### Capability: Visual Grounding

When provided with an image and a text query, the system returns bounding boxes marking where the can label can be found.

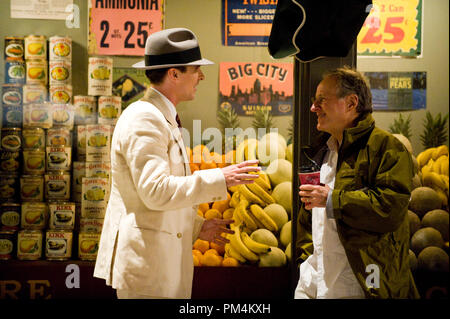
[5,37,24,59]
[88,57,113,96]
[49,60,72,85]
[2,84,22,107]
[5,58,26,84]
[26,59,48,86]
[49,36,72,61]
[0,203,20,231]
[81,177,109,218]
[78,232,100,260]
[22,84,47,104]
[76,125,86,161]
[49,84,72,104]
[22,127,45,149]
[17,230,42,260]
[1,128,22,151]
[79,218,103,233]
[0,151,20,173]
[23,102,52,129]
[47,127,72,147]
[0,174,19,202]
[86,124,111,162]
[98,95,122,125]
[45,172,71,201]
[51,104,74,128]
[46,146,72,171]
[49,202,75,230]
[2,105,23,128]
[20,175,44,202]
[45,230,72,260]
[72,161,86,203]
[23,150,45,175]
[74,95,97,125]
[21,202,47,229]
[24,35,47,60]
[0,231,15,260]
[86,161,111,181]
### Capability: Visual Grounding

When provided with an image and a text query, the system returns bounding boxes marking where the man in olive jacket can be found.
[295,67,420,299]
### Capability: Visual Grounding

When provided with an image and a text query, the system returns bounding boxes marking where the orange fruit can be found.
[198,202,210,213]
[204,209,222,220]
[189,163,200,173]
[210,152,223,164]
[200,161,217,170]
[222,257,240,267]
[200,253,222,266]
[193,239,209,254]
[211,192,231,213]
[218,154,229,168]
[192,249,203,259]
[185,147,192,159]
[197,209,204,217]
[192,144,209,164]
[193,255,200,266]
[204,248,219,256]
[210,242,225,256]
[222,207,234,220]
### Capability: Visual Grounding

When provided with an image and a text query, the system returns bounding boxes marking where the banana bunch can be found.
[224,223,271,264]
[417,145,449,206]
[235,138,258,163]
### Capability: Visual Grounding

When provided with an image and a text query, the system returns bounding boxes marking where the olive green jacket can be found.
[296,114,420,299]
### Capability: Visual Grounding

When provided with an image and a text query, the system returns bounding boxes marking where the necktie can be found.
[175,114,182,128]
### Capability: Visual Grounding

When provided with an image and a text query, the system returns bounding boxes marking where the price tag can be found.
[88,0,163,56]
[357,0,422,56]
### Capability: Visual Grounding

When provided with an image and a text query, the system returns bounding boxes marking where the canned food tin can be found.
[78,232,100,260]
[0,174,19,202]
[51,104,74,128]
[2,104,23,128]
[86,161,111,181]
[49,201,75,230]
[47,127,72,147]
[45,171,71,201]
[0,203,20,231]
[2,84,22,107]
[20,175,44,202]
[21,202,47,229]
[49,60,71,85]
[1,128,22,151]
[4,36,24,59]
[0,151,20,173]
[88,57,113,96]
[45,229,72,260]
[23,102,52,129]
[49,84,72,104]
[4,58,26,84]
[17,229,42,260]
[49,36,72,61]
[98,95,121,125]
[46,146,72,171]
[26,59,48,86]
[75,125,86,161]
[24,35,47,60]
[79,218,104,233]
[86,124,111,162]
[0,230,16,260]
[72,161,86,203]
[22,127,45,150]
[81,177,109,219]
[22,149,45,175]
[22,84,47,104]
[73,95,97,125]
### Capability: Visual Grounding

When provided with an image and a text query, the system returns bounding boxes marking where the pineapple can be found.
[217,106,240,152]
[252,108,276,136]
[388,113,412,140]
[420,111,449,148]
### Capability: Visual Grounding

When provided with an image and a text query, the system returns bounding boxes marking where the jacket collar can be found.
[340,113,375,151]
[141,88,178,128]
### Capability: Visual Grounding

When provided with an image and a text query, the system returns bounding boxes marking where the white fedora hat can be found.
[132,28,214,70]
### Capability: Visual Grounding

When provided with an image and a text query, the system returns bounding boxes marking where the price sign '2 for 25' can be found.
[99,21,152,49]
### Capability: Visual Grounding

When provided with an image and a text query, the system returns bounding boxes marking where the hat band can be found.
[145,47,202,67]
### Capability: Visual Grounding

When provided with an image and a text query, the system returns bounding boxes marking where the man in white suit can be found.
[93,28,260,299]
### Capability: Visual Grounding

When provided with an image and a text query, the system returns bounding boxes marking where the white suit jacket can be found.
[93,88,228,298]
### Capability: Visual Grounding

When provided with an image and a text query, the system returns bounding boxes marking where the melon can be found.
[411,174,421,189]
[257,133,286,166]
[263,203,289,230]
[266,159,292,187]
[408,187,442,218]
[285,143,293,163]
[417,246,449,272]
[393,133,413,154]
[410,227,444,255]
[285,242,292,262]
[250,229,278,247]
[280,220,292,247]
[258,246,287,267]
[407,210,421,238]
[409,249,418,272]
[272,181,292,214]
[421,209,449,241]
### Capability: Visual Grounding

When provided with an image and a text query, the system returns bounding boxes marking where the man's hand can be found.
[198,218,234,246]
[299,184,330,210]
[221,160,261,187]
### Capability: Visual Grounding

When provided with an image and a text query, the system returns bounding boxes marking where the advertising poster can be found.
[222,0,277,47]
[112,68,149,109]
[88,0,164,56]
[357,0,422,56]
[363,72,426,111]
[219,62,293,116]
